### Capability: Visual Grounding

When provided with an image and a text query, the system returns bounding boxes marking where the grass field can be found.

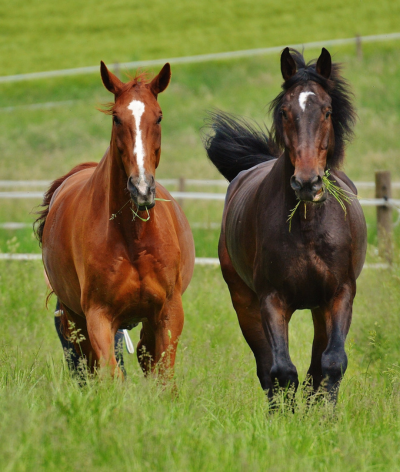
[1,1,400,470]
[1,262,400,471]
[1,0,399,75]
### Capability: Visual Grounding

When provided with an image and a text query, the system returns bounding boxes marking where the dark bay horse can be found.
[204,48,367,401]
[35,62,195,378]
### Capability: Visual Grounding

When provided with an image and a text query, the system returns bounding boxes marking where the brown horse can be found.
[35,62,195,378]
[204,48,367,402]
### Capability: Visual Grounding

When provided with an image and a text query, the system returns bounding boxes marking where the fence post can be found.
[375,171,393,263]
[356,34,363,61]
[178,176,185,208]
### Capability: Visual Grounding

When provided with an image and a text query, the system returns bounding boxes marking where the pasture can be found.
[1,1,400,469]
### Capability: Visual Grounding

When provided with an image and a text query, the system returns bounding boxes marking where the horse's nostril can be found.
[311,175,323,191]
[290,175,303,191]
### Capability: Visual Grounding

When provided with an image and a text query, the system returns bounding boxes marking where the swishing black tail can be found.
[203,110,280,182]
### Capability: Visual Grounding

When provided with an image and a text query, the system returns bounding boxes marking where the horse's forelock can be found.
[269,49,356,169]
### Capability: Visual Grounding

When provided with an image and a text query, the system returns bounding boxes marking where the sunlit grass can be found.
[1,262,400,471]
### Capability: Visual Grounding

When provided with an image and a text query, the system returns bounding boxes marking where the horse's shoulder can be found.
[332,170,358,195]
[226,160,276,202]
[50,167,95,208]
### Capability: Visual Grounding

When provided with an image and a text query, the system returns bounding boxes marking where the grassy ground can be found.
[1,0,399,75]
[1,261,400,471]
[1,43,400,182]
[1,1,400,470]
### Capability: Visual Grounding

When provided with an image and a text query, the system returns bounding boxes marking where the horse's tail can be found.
[203,110,280,182]
[33,162,98,246]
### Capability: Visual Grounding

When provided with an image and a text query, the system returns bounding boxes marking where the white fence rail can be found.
[0,190,399,207]
[0,176,398,265]
[1,32,400,84]
[1,179,400,189]
[0,253,391,270]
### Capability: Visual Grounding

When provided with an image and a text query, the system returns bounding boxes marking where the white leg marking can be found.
[128,100,147,192]
[123,329,135,354]
[299,91,315,111]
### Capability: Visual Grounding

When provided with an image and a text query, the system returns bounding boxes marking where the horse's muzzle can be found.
[290,174,327,203]
[127,176,156,210]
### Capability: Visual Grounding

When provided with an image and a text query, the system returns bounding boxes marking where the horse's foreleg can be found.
[306,308,329,392]
[85,309,123,378]
[154,294,184,379]
[319,284,354,401]
[220,253,272,393]
[259,292,297,396]
[137,294,184,379]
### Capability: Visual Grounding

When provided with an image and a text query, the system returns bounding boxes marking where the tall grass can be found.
[0,262,400,471]
[1,4,400,469]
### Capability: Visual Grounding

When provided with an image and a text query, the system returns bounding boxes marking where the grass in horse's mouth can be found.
[110,197,171,222]
[287,170,358,231]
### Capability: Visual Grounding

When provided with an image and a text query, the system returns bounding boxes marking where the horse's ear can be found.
[100,61,124,95]
[316,48,332,79]
[281,47,297,81]
[150,63,171,96]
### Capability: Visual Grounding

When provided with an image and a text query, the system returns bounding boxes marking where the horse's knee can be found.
[321,349,348,389]
[270,362,299,389]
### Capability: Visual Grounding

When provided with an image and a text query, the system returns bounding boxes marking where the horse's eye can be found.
[156,115,163,124]
[325,111,331,119]
[113,115,122,126]
[281,109,288,120]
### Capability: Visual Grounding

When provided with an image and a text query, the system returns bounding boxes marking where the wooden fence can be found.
[0,171,399,263]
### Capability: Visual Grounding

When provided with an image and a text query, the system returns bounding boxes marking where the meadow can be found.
[1,1,400,470]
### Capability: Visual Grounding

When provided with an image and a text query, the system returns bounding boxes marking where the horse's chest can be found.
[258,227,349,308]
[85,249,176,316]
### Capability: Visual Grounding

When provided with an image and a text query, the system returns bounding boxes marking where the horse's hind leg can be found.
[219,243,273,394]
[60,308,95,371]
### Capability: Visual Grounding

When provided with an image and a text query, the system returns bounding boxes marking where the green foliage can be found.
[1,263,400,471]
[1,2,400,469]
[1,0,399,75]
[2,44,400,183]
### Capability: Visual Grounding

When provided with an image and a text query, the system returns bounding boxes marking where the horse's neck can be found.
[91,142,129,218]
[91,142,152,242]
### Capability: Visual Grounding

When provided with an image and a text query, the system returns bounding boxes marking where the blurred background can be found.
[1,0,400,258]
[1,2,400,469]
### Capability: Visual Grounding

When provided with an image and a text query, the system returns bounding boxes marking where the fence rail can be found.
[0,172,398,263]
[0,253,391,270]
[1,179,400,189]
[0,191,399,208]
[1,32,400,84]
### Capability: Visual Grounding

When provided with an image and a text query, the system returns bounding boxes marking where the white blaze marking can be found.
[299,91,315,111]
[127,99,147,193]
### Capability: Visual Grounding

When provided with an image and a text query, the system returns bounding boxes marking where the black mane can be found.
[270,48,356,168]
[204,48,356,182]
